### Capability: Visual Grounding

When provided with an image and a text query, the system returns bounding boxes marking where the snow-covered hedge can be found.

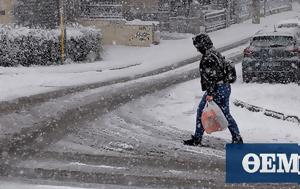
[0,26,102,67]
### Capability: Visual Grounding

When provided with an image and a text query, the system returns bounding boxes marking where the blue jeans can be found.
[195,84,240,139]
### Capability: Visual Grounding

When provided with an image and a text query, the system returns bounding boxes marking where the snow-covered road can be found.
[3,62,299,188]
[0,180,154,189]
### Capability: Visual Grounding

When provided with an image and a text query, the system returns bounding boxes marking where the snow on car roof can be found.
[254,28,297,38]
[277,18,300,26]
[253,32,295,38]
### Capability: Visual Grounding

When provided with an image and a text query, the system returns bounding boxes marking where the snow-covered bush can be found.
[67,27,103,62]
[0,26,102,67]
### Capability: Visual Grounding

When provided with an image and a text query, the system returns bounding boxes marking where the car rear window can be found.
[251,36,295,47]
[278,23,299,28]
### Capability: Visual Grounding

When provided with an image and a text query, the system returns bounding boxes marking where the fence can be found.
[204,9,227,33]
[204,3,292,33]
[169,16,203,34]
[263,4,292,16]
[80,3,123,19]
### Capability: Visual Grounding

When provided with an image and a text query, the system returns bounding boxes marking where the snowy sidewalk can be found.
[1,5,300,101]
[132,68,300,143]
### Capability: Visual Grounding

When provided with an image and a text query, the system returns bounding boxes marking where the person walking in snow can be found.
[184,33,243,146]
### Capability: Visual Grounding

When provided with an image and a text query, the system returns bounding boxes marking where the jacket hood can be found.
[193,33,213,54]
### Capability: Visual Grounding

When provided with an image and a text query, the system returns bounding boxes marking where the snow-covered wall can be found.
[79,18,159,46]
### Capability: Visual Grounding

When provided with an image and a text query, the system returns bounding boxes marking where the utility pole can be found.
[226,0,232,27]
[263,0,267,17]
[59,0,66,64]
[252,0,260,24]
[187,0,192,17]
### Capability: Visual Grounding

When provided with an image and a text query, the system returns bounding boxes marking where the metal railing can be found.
[80,3,123,19]
[204,9,227,33]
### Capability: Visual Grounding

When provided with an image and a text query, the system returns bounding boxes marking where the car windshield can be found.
[251,36,294,47]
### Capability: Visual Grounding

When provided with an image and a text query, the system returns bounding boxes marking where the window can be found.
[0,1,5,15]
[278,23,299,28]
[252,36,295,47]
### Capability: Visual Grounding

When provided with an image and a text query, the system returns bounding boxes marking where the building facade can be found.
[1,0,294,32]
[0,0,80,28]
[14,0,60,29]
[0,0,13,25]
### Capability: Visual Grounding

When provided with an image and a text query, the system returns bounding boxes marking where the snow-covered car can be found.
[277,18,300,40]
[242,29,300,83]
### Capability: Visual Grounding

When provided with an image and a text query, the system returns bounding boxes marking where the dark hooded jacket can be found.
[199,49,226,96]
[193,33,226,96]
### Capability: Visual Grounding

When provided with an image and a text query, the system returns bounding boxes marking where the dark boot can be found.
[232,135,243,144]
[183,135,202,146]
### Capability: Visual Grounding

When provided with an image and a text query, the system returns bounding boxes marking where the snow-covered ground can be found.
[1,5,300,101]
[0,182,92,189]
[132,62,300,143]
[0,181,151,189]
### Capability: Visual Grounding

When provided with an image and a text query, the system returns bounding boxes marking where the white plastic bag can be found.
[201,101,228,134]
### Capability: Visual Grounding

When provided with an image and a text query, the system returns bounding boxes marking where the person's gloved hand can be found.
[206,96,213,102]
